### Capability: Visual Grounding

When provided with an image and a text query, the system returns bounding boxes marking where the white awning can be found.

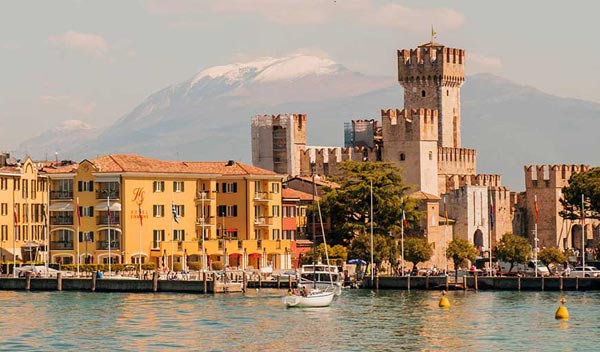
[95,201,122,211]
[49,202,74,211]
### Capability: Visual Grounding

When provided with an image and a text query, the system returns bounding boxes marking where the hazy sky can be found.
[1,1,599,150]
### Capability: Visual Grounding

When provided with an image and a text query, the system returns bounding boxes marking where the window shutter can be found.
[182,230,186,241]
[79,231,83,242]
[181,205,185,217]
[88,181,94,191]
[233,182,237,193]
[215,183,219,193]
[78,181,82,192]
[222,183,227,193]
[233,205,238,217]
[173,182,176,192]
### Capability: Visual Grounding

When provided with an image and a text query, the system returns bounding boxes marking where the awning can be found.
[95,201,122,211]
[248,253,262,259]
[229,253,242,258]
[49,202,74,211]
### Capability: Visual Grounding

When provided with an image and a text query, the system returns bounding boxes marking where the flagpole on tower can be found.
[431,25,437,43]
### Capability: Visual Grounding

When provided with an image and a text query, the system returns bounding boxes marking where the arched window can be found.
[400,153,405,161]
[421,90,426,97]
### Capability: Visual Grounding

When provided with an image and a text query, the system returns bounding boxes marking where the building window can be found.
[217,205,238,217]
[0,203,6,216]
[271,183,280,194]
[283,230,295,240]
[283,206,296,218]
[79,231,94,242]
[78,181,94,192]
[421,90,426,97]
[153,181,165,192]
[173,181,184,192]
[22,180,28,199]
[429,151,433,160]
[400,153,406,161]
[153,205,165,217]
[1,225,7,241]
[152,230,165,248]
[222,182,238,193]
[272,205,280,217]
[174,229,186,241]
[79,206,94,217]
[447,89,449,96]
[173,205,185,217]
[272,229,280,240]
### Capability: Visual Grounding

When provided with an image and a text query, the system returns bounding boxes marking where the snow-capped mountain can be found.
[18,55,600,190]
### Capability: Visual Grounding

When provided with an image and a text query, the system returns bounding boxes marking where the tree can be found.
[495,233,532,273]
[348,233,394,268]
[446,239,478,280]
[560,167,600,220]
[538,248,567,274]
[320,161,419,245]
[404,237,433,270]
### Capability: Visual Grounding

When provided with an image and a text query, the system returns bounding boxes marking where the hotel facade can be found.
[1,154,295,271]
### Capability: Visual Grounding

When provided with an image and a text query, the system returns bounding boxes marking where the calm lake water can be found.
[1,289,599,351]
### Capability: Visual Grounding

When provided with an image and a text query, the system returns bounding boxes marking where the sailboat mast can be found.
[312,173,316,289]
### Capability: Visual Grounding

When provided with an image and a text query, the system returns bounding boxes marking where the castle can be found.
[251,41,599,268]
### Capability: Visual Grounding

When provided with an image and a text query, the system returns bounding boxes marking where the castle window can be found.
[421,90,426,97]
[429,151,433,160]
[447,90,449,96]
[400,153,405,161]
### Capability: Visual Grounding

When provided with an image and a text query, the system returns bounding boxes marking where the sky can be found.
[1,0,599,151]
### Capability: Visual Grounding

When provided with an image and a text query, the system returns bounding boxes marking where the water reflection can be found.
[1,290,600,351]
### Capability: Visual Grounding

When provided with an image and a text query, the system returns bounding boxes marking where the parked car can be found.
[569,266,600,278]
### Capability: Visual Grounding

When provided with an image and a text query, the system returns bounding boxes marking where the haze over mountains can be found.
[18,55,600,191]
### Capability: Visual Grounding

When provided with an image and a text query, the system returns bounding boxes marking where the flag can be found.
[138,205,143,226]
[534,195,539,223]
[172,202,179,224]
[13,203,19,226]
[402,208,408,227]
[431,25,437,41]
[489,189,494,230]
[76,197,82,226]
[581,194,585,226]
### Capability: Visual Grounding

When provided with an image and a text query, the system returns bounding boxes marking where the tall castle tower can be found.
[398,42,465,148]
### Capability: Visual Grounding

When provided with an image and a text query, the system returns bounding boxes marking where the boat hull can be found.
[282,291,335,308]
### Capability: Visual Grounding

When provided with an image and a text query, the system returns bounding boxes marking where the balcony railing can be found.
[96,189,120,199]
[96,240,120,250]
[195,217,211,225]
[97,215,121,226]
[195,191,214,201]
[50,241,73,250]
[254,192,272,201]
[50,216,73,225]
[254,217,272,226]
[50,191,73,200]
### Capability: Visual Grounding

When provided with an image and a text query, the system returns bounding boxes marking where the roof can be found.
[0,166,21,175]
[408,190,441,201]
[39,161,79,174]
[89,154,278,176]
[288,175,340,188]
[282,187,316,201]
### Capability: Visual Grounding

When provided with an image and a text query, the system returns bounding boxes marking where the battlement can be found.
[381,108,438,142]
[446,174,502,190]
[397,43,465,86]
[437,147,477,178]
[524,164,589,189]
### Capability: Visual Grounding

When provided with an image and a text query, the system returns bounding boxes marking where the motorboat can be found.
[282,288,335,308]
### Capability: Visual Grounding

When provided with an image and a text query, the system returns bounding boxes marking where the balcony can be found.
[254,217,273,226]
[50,240,73,250]
[195,191,215,201]
[254,192,272,201]
[50,216,73,226]
[96,189,120,199]
[97,215,121,226]
[195,217,213,226]
[96,241,120,250]
[50,191,73,200]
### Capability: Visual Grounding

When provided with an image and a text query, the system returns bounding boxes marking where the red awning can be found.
[248,253,262,259]
[229,253,242,258]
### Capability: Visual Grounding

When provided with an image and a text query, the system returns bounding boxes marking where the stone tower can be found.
[397,42,465,148]
[251,114,307,175]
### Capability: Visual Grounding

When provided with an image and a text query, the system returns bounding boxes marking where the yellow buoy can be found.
[439,290,450,308]
[555,296,569,320]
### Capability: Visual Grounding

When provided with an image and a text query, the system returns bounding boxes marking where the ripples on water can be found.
[1,289,599,351]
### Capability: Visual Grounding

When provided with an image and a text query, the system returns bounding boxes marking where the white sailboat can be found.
[283,174,337,308]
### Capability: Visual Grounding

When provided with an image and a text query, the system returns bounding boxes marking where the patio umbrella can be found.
[348,258,367,265]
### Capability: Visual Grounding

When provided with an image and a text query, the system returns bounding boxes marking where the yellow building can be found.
[0,157,49,265]
[43,154,290,271]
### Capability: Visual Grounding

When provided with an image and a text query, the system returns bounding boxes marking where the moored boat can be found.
[282,288,335,308]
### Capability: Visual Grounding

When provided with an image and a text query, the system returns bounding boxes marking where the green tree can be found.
[538,248,567,274]
[495,233,532,273]
[302,243,348,265]
[404,237,433,270]
[348,233,393,268]
[446,239,478,280]
[560,167,600,220]
[320,160,419,245]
